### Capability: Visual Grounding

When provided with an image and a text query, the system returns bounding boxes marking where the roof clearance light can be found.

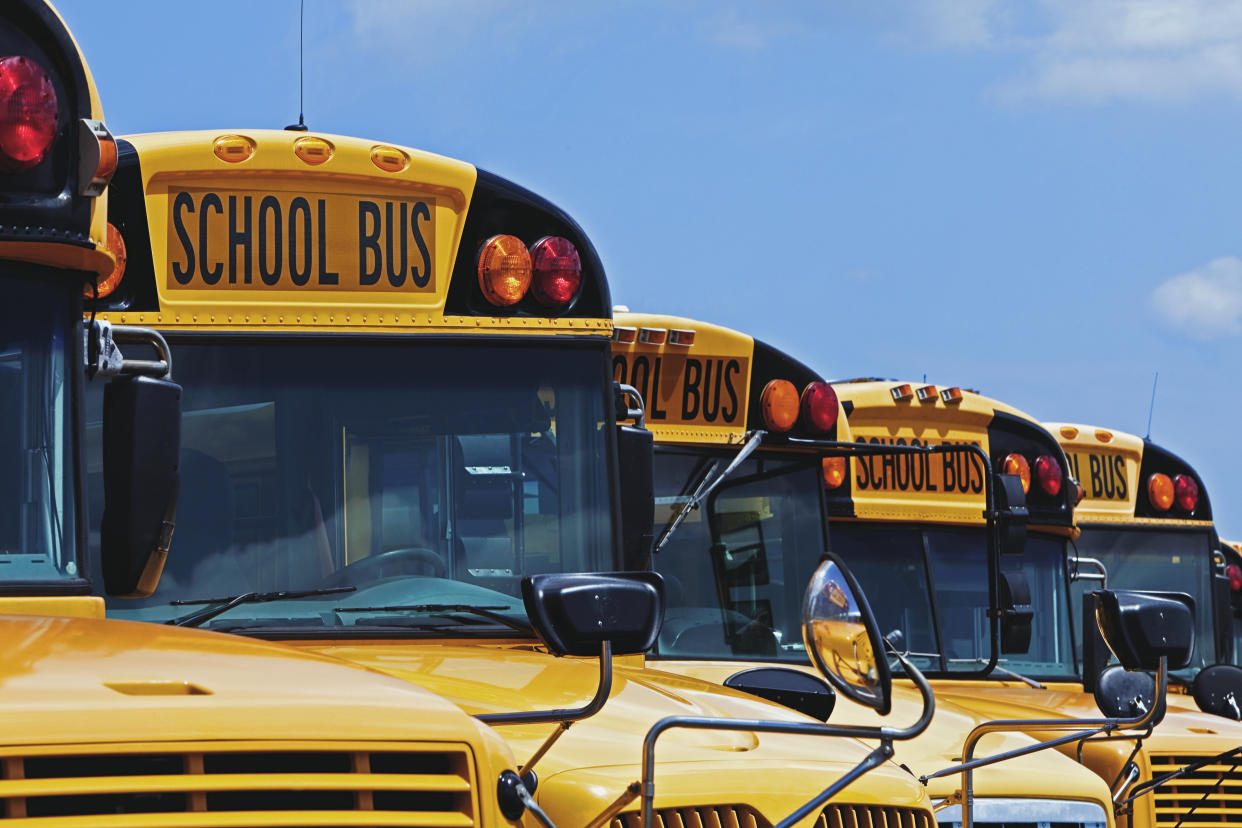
[1060,426,1079,440]
[822,457,847,490]
[940,386,963,404]
[1228,563,1242,592]
[294,135,334,165]
[0,56,58,172]
[1002,453,1031,494]
[760,379,799,433]
[530,236,582,308]
[891,384,913,402]
[1174,474,1199,513]
[638,327,668,345]
[1147,473,1174,512]
[916,385,938,403]
[212,134,255,163]
[800,381,839,435]
[613,326,638,345]
[477,234,531,306]
[1033,454,1063,497]
[1094,430,1114,443]
[668,329,696,347]
[85,222,126,299]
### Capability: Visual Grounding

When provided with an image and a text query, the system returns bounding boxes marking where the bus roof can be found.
[90,129,611,336]
[1047,421,1213,525]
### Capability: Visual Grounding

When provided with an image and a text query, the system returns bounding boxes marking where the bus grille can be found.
[613,805,768,828]
[0,743,475,826]
[1149,753,1242,826]
[820,804,933,828]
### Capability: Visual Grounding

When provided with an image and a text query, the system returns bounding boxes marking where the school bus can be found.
[86,128,937,826]
[827,382,1242,828]
[0,3,576,826]
[612,312,1116,828]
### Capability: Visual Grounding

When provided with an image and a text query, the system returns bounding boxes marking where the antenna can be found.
[285,0,308,131]
[1144,371,1159,440]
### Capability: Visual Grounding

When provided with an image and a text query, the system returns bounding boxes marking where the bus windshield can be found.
[832,524,1078,680]
[93,338,613,634]
[1070,527,1216,678]
[0,273,78,582]
[651,449,827,661]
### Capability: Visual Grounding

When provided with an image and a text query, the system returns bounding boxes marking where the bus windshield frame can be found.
[91,334,619,636]
[0,270,83,588]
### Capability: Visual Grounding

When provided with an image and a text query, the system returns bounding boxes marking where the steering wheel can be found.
[317,547,446,589]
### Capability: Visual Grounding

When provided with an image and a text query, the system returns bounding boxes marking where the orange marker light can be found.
[916,385,937,403]
[1147,473,1174,512]
[890,384,913,402]
[613,326,638,344]
[85,222,126,299]
[1002,453,1031,494]
[638,328,668,345]
[940,386,963,404]
[213,134,255,163]
[822,457,847,489]
[668,329,696,347]
[370,145,409,172]
[294,136,334,165]
[761,379,799,433]
[477,235,531,306]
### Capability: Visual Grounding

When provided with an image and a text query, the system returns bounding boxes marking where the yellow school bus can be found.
[828,382,1242,828]
[0,3,568,826]
[87,129,936,825]
[613,312,1116,828]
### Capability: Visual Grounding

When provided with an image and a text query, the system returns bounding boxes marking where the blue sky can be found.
[59,0,1242,537]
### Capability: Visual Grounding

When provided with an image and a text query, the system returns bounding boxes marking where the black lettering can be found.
[385,201,408,287]
[227,195,252,284]
[701,360,721,423]
[650,358,668,420]
[1114,456,1128,499]
[631,357,651,410]
[288,197,312,286]
[943,446,956,492]
[855,437,872,489]
[318,199,338,285]
[411,201,432,288]
[880,450,895,491]
[682,359,702,420]
[722,360,741,422]
[969,446,984,494]
[358,201,381,285]
[1089,454,1102,499]
[171,191,195,284]
[258,196,282,286]
[199,192,223,285]
[892,438,909,490]
[613,355,628,385]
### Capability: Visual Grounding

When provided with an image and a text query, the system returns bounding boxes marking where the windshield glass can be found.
[91,339,613,632]
[833,524,1078,679]
[1070,527,1216,678]
[651,449,825,661]
[0,272,78,581]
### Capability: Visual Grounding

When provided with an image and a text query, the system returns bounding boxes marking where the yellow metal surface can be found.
[1048,421,1212,528]
[614,312,755,444]
[0,595,104,618]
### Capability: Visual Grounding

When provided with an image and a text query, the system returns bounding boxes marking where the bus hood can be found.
[0,614,499,748]
[660,660,1116,808]
[296,641,887,773]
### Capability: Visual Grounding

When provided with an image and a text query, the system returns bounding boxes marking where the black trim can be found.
[987,410,1074,527]
[91,139,158,312]
[444,169,609,319]
[0,579,93,596]
[1135,439,1213,520]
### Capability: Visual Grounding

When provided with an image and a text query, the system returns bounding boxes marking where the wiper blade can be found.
[948,657,1044,688]
[653,429,766,554]
[334,603,532,635]
[169,586,356,628]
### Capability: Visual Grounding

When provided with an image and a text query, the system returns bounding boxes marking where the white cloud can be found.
[907,0,1242,103]
[1150,256,1242,339]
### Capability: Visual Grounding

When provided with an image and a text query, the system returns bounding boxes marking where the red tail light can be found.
[1228,563,1242,592]
[1174,474,1199,513]
[1001,453,1030,494]
[800,381,838,435]
[0,56,57,172]
[1033,454,1063,497]
[530,236,581,307]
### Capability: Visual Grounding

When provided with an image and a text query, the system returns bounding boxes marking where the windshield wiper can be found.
[948,657,1045,689]
[169,586,356,628]
[653,430,766,554]
[334,603,532,635]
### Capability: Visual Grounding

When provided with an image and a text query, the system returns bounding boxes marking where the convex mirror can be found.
[1093,589,1194,672]
[802,554,892,715]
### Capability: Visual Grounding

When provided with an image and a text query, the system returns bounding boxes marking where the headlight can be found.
[936,797,1107,828]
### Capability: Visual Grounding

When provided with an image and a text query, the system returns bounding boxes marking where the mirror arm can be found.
[923,657,1169,828]
[476,641,613,728]
[1070,555,1108,585]
[882,650,936,740]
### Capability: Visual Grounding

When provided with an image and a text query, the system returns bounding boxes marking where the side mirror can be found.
[1093,664,1160,718]
[522,571,664,657]
[724,667,836,722]
[994,472,1028,556]
[998,570,1033,654]
[100,375,181,597]
[1093,589,1195,671]
[1191,664,1242,720]
[802,554,892,715]
[617,424,655,570]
